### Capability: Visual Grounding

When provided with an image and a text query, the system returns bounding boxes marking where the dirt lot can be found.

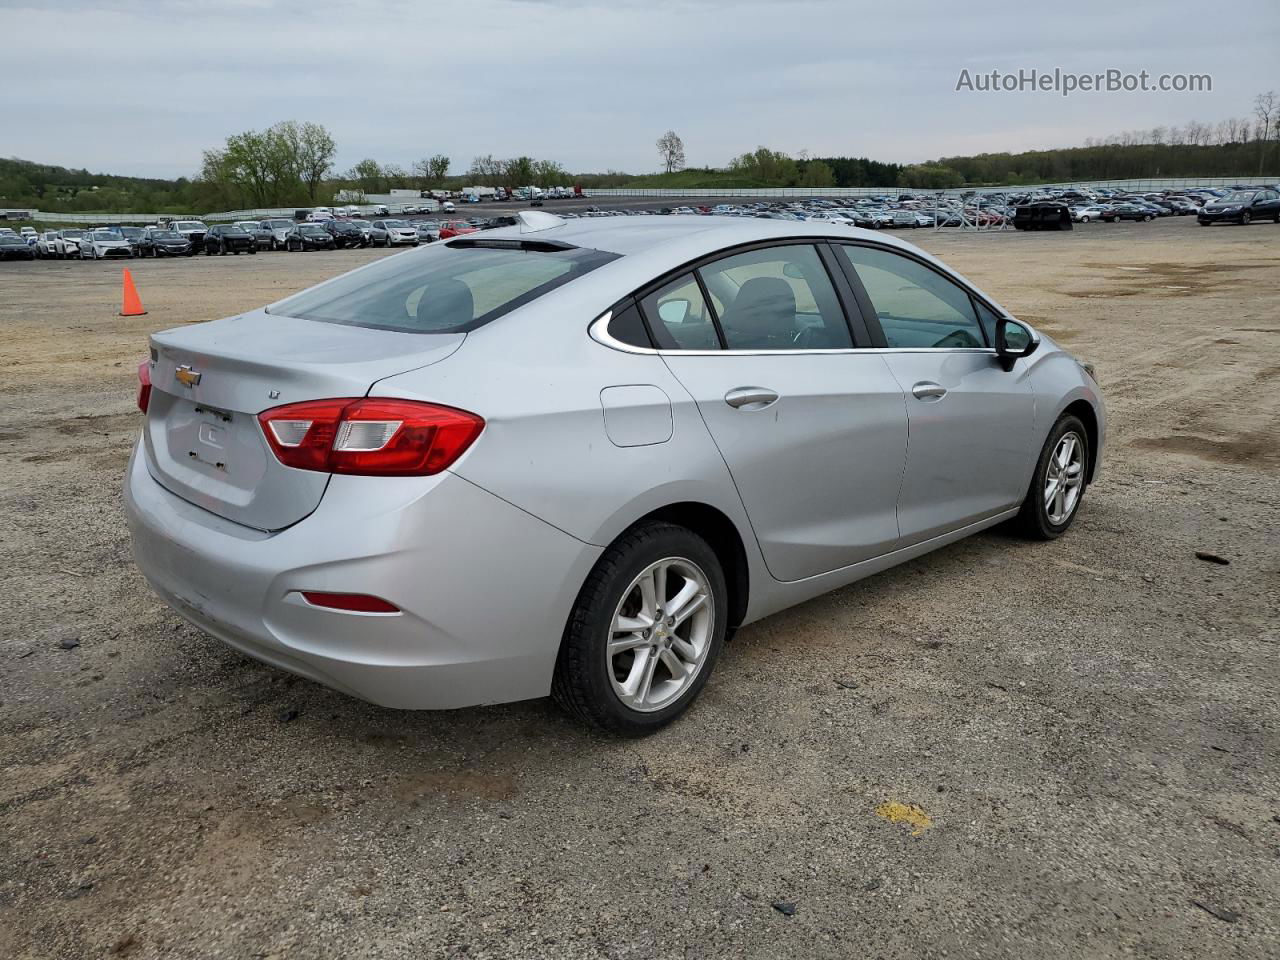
[1,219,1277,960]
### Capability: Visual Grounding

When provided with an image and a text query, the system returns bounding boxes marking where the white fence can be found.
[587,176,1267,200]
[0,204,395,225]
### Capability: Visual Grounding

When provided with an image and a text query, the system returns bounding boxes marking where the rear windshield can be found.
[268,242,618,334]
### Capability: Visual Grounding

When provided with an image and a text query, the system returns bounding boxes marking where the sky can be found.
[3,0,1277,179]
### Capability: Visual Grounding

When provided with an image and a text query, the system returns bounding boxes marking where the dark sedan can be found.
[1110,204,1155,222]
[142,228,195,257]
[1198,189,1280,225]
[323,220,367,248]
[236,221,275,249]
[115,225,146,256]
[203,225,257,255]
[0,235,35,260]
[284,223,337,251]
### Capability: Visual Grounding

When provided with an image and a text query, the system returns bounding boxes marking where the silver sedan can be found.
[124,213,1104,734]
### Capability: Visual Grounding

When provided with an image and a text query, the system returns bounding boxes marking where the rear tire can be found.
[1014,414,1090,540]
[552,522,727,736]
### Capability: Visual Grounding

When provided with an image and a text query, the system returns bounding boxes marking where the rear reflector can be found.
[137,360,152,413]
[301,592,400,614]
[258,398,484,476]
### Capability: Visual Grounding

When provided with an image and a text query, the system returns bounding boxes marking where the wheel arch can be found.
[615,501,750,630]
[1062,398,1100,483]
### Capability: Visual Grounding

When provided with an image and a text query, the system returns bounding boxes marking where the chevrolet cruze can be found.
[125,212,1104,735]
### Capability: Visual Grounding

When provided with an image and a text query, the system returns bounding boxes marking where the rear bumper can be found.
[123,441,601,709]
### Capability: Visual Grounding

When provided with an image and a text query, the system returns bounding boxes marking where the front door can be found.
[835,242,1036,544]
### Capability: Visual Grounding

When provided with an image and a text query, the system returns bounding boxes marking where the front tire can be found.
[1240,211,1251,225]
[552,522,728,736]
[1014,415,1089,540]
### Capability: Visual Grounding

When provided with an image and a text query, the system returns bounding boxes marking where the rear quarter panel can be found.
[368,278,777,619]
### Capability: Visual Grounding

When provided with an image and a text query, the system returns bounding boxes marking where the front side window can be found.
[641,274,720,350]
[269,243,618,334]
[975,300,1002,345]
[838,245,986,349]
[698,244,851,350]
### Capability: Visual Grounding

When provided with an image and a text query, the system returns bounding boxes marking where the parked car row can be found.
[1028,184,1280,227]
[7,180,1274,267]
[11,214,471,263]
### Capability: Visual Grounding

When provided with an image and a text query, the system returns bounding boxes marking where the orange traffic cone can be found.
[120,269,147,317]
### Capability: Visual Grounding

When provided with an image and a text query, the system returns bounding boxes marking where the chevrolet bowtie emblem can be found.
[174,365,202,388]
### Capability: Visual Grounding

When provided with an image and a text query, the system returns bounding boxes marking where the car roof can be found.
[478,213,921,259]
[456,213,1009,332]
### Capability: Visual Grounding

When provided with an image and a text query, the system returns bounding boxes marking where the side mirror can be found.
[995,317,1040,371]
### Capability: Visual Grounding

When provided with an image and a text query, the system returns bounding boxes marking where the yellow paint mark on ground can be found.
[875,801,932,836]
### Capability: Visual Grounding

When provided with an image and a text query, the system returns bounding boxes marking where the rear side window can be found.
[268,243,618,333]
[838,245,986,349]
[641,274,721,350]
[606,301,652,349]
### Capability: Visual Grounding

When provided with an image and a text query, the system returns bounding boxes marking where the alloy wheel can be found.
[607,557,714,713]
[1044,431,1085,525]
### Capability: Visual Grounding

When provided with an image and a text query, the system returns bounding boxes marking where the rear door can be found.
[651,242,907,583]
[834,242,1035,544]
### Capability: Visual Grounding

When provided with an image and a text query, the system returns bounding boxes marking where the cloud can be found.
[3,0,1274,177]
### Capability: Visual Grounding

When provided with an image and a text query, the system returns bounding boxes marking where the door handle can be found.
[724,387,779,410]
[911,381,947,401]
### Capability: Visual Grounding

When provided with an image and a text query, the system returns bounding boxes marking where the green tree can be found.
[728,147,800,185]
[346,158,384,195]
[427,153,451,184]
[898,163,964,189]
[503,156,535,189]
[799,159,835,187]
[532,159,568,185]
[278,121,336,202]
[412,154,452,190]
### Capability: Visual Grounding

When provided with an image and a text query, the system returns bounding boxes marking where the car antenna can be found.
[517,211,566,233]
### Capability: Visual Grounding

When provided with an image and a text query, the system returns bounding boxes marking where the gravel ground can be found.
[1,217,1277,959]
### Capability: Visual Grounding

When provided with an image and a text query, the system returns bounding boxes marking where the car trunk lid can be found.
[143,310,463,531]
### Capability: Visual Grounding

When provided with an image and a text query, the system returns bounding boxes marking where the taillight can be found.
[136,360,152,413]
[258,398,484,476]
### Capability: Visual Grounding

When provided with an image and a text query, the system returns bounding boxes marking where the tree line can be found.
[3,93,1275,216]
